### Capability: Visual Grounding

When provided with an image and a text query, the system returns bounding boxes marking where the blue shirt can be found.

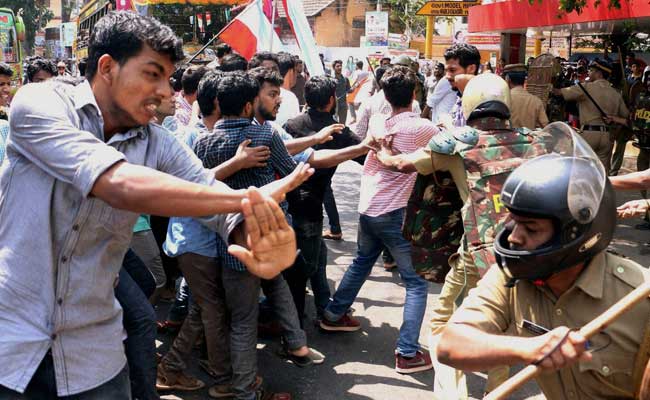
[163,123,220,259]
[193,118,297,271]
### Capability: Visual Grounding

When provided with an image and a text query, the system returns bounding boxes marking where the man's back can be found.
[509,86,549,129]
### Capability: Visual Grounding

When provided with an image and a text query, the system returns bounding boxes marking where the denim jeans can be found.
[308,238,330,318]
[0,352,131,399]
[323,185,341,234]
[260,274,308,350]
[323,208,429,357]
[284,218,326,325]
[117,252,158,400]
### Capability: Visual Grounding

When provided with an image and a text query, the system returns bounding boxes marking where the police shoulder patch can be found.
[608,252,648,288]
[428,130,457,155]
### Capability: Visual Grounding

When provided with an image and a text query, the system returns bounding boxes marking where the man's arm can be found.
[610,169,650,190]
[283,124,344,155]
[308,135,376,168]
[374,148,418,173]
[438,324,591,372]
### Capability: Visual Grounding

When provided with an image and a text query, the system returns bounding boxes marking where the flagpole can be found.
[185,0,254,65]
[269,0,277,51]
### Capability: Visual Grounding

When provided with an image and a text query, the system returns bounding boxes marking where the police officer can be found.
[553,59,629,172]
[503,63,549,129]
[375,73,548,398]
[437,136,650,399]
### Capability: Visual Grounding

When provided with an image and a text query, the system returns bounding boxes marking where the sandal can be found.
[156,365,205,391]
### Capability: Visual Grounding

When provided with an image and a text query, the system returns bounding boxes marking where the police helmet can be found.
[493,123,616,285]
[461,73,511,121]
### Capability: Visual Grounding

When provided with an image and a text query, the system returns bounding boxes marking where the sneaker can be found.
[322,230,343,240]
[279,342,326,367]
[395,350,433,374]
[156,365,205,391]
[319,314,361,332]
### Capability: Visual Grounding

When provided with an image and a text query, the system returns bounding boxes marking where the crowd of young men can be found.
[1,9,650,400]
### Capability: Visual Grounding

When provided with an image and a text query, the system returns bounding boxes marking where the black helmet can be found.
[494,153,616,286]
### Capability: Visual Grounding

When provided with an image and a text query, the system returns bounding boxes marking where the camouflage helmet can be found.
[461,73,511,120]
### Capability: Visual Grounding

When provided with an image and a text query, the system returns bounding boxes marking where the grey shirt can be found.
[0,80,235,395]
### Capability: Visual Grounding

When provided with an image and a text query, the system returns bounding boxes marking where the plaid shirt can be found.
[193,118,296,271]
[451,95,466,128]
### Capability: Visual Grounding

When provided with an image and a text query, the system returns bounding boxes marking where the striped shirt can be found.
[358,112,438,217]
[355,90,421,139]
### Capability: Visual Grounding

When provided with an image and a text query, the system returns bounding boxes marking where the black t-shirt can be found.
[284,109,364,222]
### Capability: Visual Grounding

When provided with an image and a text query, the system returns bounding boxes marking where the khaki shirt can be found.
[450,252,650,400]
[510,86,549,129]
[561,79,630,127]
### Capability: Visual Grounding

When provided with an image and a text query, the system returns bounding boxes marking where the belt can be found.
[581,124,608,132]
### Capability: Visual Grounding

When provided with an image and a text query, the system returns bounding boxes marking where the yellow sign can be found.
[416,1,480,16]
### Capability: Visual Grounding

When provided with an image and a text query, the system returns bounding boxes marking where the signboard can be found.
[60,22,77,48]
[365,11,388,47]
[388,33,410,50]
[416,1,480,16]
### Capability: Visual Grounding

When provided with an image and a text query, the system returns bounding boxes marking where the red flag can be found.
[116,0,133,10]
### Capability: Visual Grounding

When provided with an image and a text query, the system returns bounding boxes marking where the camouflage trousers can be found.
[429,251,509,397]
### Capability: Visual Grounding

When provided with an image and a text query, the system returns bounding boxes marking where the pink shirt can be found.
[358,112,438,217]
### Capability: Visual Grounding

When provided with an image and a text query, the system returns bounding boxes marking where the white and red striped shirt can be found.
[358,112,438,217]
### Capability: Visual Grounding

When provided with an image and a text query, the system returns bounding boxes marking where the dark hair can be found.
[86,11,184,81]
[181,65,208,95]
[0,62,12,78]
[444,43,481,73]
[631,59,641,67]
[381,66,417,108]
[381,57,391,64]
[356,60,363,69]
[305,75,336,110]
[508,73,526,86]
[26,57,57,82]
[77,58,87,77]
[216,71,259,116]
[170,66,186,91]
[277,52,296,78]
[216,43,232,59]
[219,53,248,72]
[249,51,279,70]
[248,66,284,89]
[435,62,445,71]
[197,70,223,117]
[333,59,342,68]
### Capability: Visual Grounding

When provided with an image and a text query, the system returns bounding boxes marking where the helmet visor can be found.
[531,122,606,224]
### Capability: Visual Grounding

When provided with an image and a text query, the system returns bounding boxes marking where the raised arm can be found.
[610,169,650,190]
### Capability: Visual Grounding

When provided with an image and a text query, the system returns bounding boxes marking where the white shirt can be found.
[427,78,457,124]
[277,87,301,126]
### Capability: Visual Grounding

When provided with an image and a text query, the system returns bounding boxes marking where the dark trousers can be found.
[161,253,231,384]
[308,238,330,318]
[117,250,158,400]
[0,354,131,400]
[323,185,341,235]
[336,101,348,124]
[284,218,327,326]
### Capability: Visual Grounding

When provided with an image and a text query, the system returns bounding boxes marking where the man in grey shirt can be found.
[0,12,310,399]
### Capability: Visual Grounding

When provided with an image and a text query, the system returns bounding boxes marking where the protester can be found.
[275,52,301,126]
[291,58,307,107]
[25,56,57,83]
[0,11,310,399]
[0,62,12,120]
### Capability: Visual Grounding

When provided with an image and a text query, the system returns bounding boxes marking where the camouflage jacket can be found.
[633,90,650,149]
[430,117,548,277]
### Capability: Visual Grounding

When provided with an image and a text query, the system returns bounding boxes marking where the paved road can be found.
[160,160,649,400]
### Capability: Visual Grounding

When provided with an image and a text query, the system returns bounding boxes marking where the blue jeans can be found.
[117,251,158,400]
[0,352,131,399]
[323,208,428,357]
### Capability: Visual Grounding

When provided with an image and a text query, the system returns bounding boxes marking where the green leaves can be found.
[0,0,53,53]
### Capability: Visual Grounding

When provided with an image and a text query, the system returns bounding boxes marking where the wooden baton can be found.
[484,281,650,400]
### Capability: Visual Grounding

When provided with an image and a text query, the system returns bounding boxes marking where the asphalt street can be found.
[159,159,649,400]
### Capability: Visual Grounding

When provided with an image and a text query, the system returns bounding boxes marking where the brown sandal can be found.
[156,366,205,391]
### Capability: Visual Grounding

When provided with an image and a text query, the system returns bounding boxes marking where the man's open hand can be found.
[617,199,649,219]
[314,124,345,144]
[235,139,270,168]
[260,162,314,203]
[228,188,297,279]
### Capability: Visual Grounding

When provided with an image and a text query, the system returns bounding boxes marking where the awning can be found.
[133,0,245,5]
[468,0,650,33]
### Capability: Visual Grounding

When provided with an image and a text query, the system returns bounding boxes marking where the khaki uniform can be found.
[561,79,629,171]
[510,86,549,129]
[450,252,650,400]
[404,146,510,395]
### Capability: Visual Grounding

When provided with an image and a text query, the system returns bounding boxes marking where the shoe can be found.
[208,376,264,399]
[323,230,343,240]
[279,342,326,367]
[319,314,361,332]
[395,350,433,374]
[635,222,650,230]
[156,365,205,391]
[383,261,397,270]
[257,389,292,400]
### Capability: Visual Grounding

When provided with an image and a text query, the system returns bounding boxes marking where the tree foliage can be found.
[0,0,53,53]
[529,0,621,15]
